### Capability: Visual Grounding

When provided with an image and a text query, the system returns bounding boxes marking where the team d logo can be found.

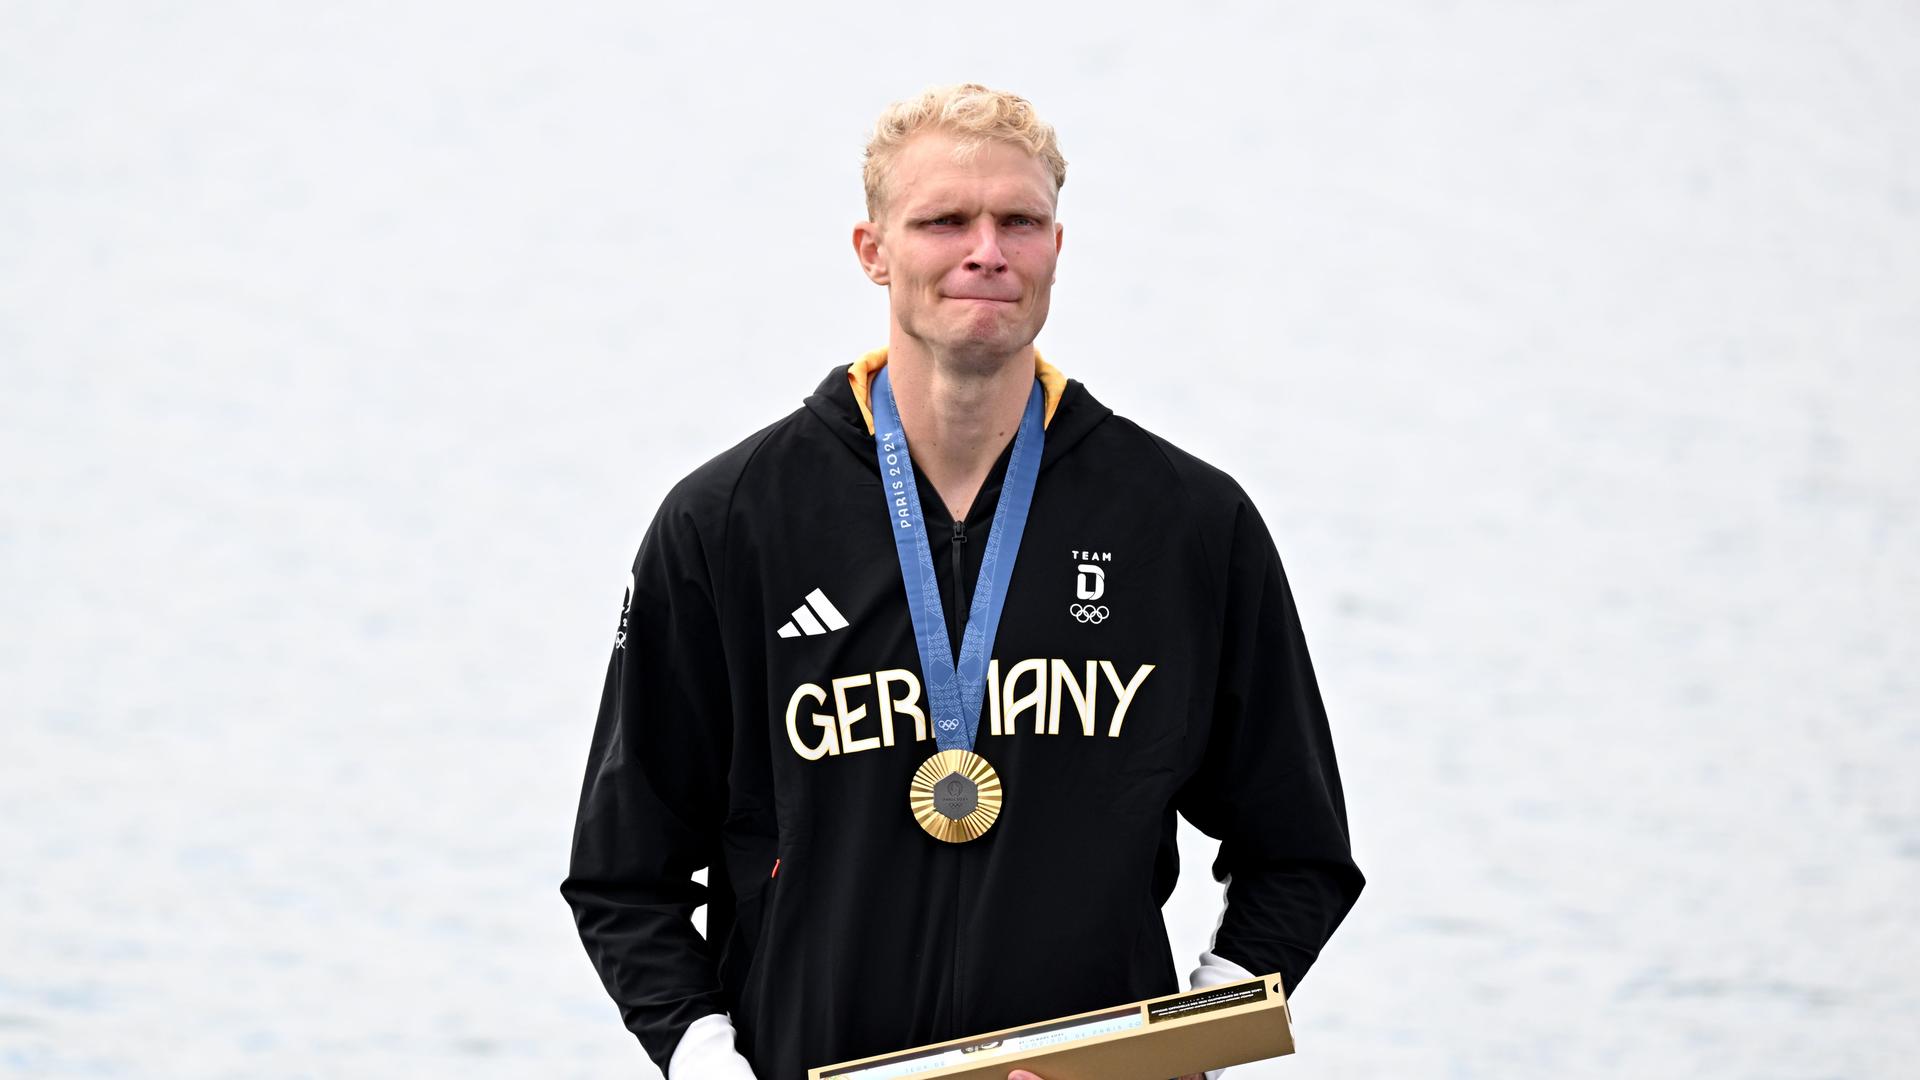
[1071,550,1110,624]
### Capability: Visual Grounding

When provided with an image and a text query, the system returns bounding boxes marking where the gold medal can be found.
[909,748,1003,843]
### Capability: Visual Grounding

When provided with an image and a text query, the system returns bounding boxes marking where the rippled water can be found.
[5,3,1916,1077]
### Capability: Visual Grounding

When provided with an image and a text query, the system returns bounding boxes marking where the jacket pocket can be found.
[717,873,774,1001]
[734,871,781,1005]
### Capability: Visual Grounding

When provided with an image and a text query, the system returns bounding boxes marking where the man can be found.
[562,84,1363,1080]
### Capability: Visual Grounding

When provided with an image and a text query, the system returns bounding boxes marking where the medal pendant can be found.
[909,748,1003,843]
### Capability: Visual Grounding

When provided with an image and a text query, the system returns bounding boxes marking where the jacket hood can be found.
[801,348,1113,470]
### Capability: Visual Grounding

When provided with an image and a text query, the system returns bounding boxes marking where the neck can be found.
[885,337,1034,521]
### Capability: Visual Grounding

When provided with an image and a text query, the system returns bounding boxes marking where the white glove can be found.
[667,1013,758,1080]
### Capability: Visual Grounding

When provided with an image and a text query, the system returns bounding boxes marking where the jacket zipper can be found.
[948,517,967,1032]
[949,520,968,655]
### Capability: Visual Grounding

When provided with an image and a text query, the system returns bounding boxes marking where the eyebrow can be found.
[909,205,1053,222]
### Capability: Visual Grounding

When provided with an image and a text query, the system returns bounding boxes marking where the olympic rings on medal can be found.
[1069,603,1110,624]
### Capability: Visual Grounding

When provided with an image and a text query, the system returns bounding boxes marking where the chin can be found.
[900,308,1042,369]
[959,312,1036,348]
[941,332,1036,374]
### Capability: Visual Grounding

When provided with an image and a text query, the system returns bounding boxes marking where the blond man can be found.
[563,84,1363,1080]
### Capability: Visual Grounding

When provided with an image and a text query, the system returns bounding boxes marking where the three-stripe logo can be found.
[776,588,850,639]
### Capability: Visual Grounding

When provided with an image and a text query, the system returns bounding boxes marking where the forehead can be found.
[885,131,1057,214]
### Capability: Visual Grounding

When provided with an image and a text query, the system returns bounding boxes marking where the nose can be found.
[963,221,1008,274]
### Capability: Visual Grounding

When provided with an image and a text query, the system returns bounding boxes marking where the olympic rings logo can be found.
[1069,603,1110,624]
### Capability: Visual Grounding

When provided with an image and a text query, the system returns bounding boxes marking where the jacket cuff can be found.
[667,1013,758,1080]
[1187,950,1259,1080]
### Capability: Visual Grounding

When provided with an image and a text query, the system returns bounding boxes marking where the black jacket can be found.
[562,357,1364,1078]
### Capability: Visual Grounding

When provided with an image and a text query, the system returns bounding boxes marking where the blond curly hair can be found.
[862,83,1068,220]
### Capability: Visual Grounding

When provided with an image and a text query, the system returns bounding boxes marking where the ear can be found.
[852,220,889,286]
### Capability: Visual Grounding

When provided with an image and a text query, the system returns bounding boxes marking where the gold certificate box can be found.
[808,975,1292,1080]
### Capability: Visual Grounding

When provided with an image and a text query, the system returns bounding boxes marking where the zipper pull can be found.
[952,521,968,544]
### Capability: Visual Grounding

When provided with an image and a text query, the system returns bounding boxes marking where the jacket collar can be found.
[843,347,1069,435]
[804,348,1111,472]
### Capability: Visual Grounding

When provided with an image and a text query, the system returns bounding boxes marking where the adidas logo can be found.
[776,588,850,639]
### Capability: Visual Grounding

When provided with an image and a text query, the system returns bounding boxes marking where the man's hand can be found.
[1008,1071,1204,1080]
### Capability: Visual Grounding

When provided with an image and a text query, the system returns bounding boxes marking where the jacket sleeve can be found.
[1175,495,1365,997]
[561,497,739,1073]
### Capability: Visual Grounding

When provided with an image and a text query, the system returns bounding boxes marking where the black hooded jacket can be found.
[562,355,1364,1078]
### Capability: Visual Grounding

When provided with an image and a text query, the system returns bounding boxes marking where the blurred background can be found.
[4,1,1916,1076]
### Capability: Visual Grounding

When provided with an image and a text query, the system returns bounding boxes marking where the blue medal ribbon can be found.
[870,364,1045,753]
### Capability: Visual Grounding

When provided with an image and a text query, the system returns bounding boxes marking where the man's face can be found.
[856,131,1063,367]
